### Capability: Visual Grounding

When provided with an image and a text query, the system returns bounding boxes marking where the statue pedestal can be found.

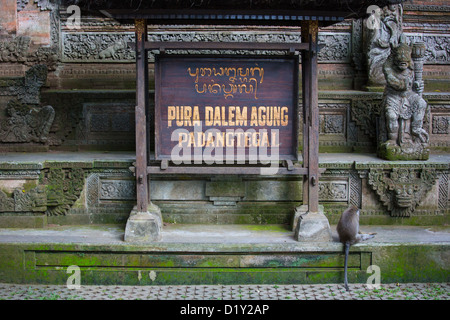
[293,205,332,242]
[124,203,162,243]
[378,140,430,161]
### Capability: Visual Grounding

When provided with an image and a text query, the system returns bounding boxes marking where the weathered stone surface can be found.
[124,204,162,243]
[365,4,404,86]
[293,205,332,242]
[368,167,437,217]
[377,42,430,160]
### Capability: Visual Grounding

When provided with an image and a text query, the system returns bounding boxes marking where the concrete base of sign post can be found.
[124,203,162,243]
[293,205,332,242]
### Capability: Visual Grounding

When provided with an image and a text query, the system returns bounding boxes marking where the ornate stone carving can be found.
[0,167,85,215]
[0,36,58,70]
[404,34,450,64]
[100,180,136,200]
[0,36,31,63]
[0,185,47,213]
[98,39,128,60]
[0,99,55,143]
[432,116,449,134]
[438,173,449,210]
[320,114,344,134]
[0,64,56,145]
[365,4,403,86]
[318,33,351,63]
[318,182,347,201]
[40,168,85,216]
[368,167,437,217]
[0,190,15,211]
[13,185,47,212]
[377,42,430,160]
[26,46,59,71]
[61,31,351,63]
[14,64,48,104]
[62,33,135,62]
[351,99,381,139]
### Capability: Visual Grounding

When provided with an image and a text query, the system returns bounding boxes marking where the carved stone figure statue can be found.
[378,42,430,160]
[366,4,403,86]
[0,64,55,144]
[0,99,55,143]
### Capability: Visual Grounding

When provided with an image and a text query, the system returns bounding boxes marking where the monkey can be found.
[337,205,376,291]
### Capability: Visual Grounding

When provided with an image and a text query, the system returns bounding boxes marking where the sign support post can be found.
[124,19,162,243]
[294,20,332,242]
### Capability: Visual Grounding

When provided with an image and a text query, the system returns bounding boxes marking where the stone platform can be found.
[0,224,448,285]
[0,152,448,285]
[0,152,449,228]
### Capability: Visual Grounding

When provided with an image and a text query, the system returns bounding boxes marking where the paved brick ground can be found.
[0,283,448,300]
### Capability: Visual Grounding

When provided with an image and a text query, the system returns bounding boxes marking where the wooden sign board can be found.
[154,55,299,163]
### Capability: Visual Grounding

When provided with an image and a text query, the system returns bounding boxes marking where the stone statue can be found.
[378,42,430,160]
[366,4,403,87]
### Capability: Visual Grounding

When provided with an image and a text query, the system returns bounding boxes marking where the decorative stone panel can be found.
[79,103,135,146]
[367,167,437,217]
[61,31,351,63]
[405,33,450,64]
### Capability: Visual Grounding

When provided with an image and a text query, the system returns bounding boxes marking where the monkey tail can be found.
[344,241,350,291]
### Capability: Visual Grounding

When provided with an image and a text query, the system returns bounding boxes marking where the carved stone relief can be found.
[86,170,135,207]
[368,167,437,217]
[0,99,54,143]
[0,35,58,71]
[0,64,55,145]
[432,115,449,135]
[320,114,345,134]
[0,36,31,63]
[319,168,362,208]
[39,167,85,216]
[318,181,348,201]
[0,190,16,211]
[365,4,404,86]
[0,166,86,215]
[77,103,135,146]
[351,99,382,140]
[13,185,47,212]
[100,180,136,201]
[405,34,450,64]
[62,33,135,62]
[0,186,47,212]
[61,31,351,63]
[438,172,449,211]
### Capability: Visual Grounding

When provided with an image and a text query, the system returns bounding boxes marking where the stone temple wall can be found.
[0,0,448,227]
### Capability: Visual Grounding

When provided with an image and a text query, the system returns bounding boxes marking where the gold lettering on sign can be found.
[177,130,280,148]
[168,105,288,128]
[187,67,264,100]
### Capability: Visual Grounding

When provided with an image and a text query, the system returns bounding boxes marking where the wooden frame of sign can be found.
[154,54,300,163]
